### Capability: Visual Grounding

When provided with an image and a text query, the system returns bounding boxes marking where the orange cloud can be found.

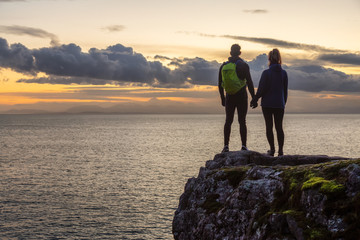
[157,97,209,103]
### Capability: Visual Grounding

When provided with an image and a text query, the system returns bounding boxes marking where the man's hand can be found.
[221,97,226,107]
[250,98,258,109]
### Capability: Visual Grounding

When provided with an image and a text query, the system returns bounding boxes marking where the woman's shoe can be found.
[267,150,275,156]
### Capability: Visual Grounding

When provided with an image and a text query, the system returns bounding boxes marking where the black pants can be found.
[262,107,285,153]
[224,89,248,147]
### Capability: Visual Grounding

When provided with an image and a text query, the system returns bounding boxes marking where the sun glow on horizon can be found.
[1,0,359,113]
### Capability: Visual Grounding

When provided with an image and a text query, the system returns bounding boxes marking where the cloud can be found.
[0,38,219,87]
[246,54,360,92]
[101,25,126,32]
[243,9,268,14]
[220,35,345,53]
[317,53,360,66]
[154,55,172,61]
[286,65,360,92]
[0,38,35,74]
[0,0,25,2]
[1,37,360,93]
[184,32,346,54]
[2,90,360,114]
[17,76,115,85]
[0,25,60,46]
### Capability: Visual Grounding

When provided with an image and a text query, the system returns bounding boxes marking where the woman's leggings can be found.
[262,107,284,153]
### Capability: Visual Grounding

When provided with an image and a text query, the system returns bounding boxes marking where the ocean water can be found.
[1,114,359,239]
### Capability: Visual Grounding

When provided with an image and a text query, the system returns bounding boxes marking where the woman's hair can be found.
[268,48,282,65]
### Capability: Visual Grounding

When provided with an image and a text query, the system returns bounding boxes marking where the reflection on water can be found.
[1,114,359,239]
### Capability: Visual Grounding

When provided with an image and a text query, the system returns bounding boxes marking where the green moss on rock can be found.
[271,159,360,238]
[320,181,345,194]
[304,227,332,240]
[174,152,360,240]
[302,176,344,194]
[302,176,328,190]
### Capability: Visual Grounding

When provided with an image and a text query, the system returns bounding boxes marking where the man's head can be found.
[230,44,241,57]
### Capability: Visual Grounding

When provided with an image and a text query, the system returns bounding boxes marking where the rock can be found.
[173,150,360,240]
[286,215,304,240]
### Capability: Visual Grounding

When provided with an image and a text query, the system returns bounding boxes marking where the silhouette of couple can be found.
[219,44,288,157]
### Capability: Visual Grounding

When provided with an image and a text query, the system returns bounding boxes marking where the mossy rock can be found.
[201,193,223,214]
[302,176,345,195]
[304,227,332,240]
[217,166,250,188]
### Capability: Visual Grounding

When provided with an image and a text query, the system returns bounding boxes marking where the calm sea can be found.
[1,114,359,239]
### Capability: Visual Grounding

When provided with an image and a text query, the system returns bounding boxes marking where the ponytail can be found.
[268,48,282,65]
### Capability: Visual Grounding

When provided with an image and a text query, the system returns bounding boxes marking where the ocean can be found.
[1,114,359,239]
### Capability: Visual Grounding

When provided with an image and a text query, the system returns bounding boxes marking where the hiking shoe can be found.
[222,145,229,153]
[278,151,284,156]
[241,145,249,151]
[267,150,275,156]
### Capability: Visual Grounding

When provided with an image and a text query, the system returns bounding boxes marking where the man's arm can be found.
[218,64,225,106]
[236,61,255,99]
[244,64,255,99]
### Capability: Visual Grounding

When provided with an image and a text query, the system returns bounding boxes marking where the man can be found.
[218,44,257,152]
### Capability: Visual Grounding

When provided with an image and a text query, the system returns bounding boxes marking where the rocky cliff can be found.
[173,151,360,240]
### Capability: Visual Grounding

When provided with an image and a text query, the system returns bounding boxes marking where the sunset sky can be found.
[0,0,359,113]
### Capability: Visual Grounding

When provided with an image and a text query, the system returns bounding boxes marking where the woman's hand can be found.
[250,98,258,109]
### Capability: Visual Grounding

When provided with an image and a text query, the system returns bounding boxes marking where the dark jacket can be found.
[255,64,288,109]
[218,56,255,102]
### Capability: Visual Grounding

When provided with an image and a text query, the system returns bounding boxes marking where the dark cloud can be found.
[17,76,115,85]
[285,65,360,92]
[318,53,360,65]
[0,38,219,87]
[0,25,59,46]
[31,43,157,84]
[2,37,360,93]
[154,55,172,61]
[169,57,219,86]
[246,55,360,92]
[221,35,344,53]
[184,32,346,54]
[247,53,268,72]
[243,9,268,14]
[102,25,126,32]
[0,38,35,74]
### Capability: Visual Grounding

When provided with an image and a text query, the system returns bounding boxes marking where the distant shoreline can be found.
[1,112,359,115]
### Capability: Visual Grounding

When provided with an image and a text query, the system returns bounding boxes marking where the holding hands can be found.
[250,98,258,109]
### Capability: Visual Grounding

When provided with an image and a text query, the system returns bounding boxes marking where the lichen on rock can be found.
[173,151,360,240]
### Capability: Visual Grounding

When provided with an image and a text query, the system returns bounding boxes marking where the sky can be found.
[0,0,359,113]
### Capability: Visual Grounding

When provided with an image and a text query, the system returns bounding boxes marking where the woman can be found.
[251,49,288,156]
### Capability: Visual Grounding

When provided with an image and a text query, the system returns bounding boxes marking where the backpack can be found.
[221,60,246,95]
